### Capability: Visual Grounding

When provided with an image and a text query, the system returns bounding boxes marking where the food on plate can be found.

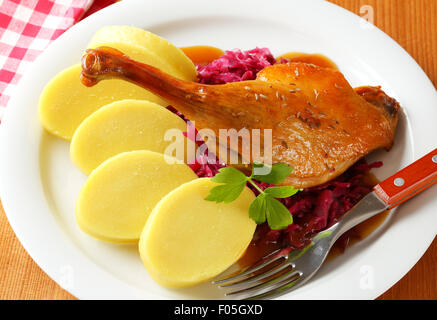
[195,47,276,83]
[244,158,385,253]
[70,99,193,174]
[39,25,197,140]
[38,65,165,140]
[88,26,197,82]
[80,47,400,189]
[205,163,298,231]
[75,150,197,243]
[180,45,225,66]
[276,52,339,69]
[181,48,398,253]
[139,178,256,288]
[37,24,402,291]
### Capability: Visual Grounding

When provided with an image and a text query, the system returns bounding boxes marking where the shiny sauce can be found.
[239,172,390,268]
[277,52,339,70]
[326,171,390,261]
[180,46,225,66]
[180,45,389,267]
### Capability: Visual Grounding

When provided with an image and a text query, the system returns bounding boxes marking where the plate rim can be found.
[0,0,436,300]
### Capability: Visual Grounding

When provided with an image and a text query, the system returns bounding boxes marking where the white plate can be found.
[0,0,436,300]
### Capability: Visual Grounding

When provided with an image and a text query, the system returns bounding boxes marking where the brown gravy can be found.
[180,45,389,266]
[277,52,339,70]
[181,46,339,71]
[180,45,225,66]
[239,172,390,267]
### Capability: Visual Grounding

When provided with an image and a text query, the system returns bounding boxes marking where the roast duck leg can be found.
[80,47,400,189]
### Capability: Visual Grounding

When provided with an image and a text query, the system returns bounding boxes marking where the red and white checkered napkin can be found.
[0,0,94,121]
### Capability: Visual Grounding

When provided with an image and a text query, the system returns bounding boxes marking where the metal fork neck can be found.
[325,192,388,245]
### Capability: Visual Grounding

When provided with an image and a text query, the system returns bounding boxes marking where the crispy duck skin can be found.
[80,47,400,188]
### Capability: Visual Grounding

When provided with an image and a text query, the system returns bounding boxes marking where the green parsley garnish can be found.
[205,163,300,230]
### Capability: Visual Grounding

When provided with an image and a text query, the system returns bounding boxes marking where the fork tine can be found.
[212,248,284,285]
[244,275,302,300]
[224,265,299,297]
[219,259,292,288]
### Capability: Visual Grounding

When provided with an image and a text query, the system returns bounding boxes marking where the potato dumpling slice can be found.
[87,26,197,82]
[40,27,197,140]
[39,64,166,140]
[70,99,192,175]
[139,178,256,288]
[76,150,197,243]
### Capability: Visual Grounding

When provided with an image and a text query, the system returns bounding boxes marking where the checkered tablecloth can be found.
[0,0,95,122]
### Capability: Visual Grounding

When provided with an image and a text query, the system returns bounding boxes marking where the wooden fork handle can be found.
[374,148,437,208]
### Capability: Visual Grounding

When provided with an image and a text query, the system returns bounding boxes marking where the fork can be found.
[213,148,437,299]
